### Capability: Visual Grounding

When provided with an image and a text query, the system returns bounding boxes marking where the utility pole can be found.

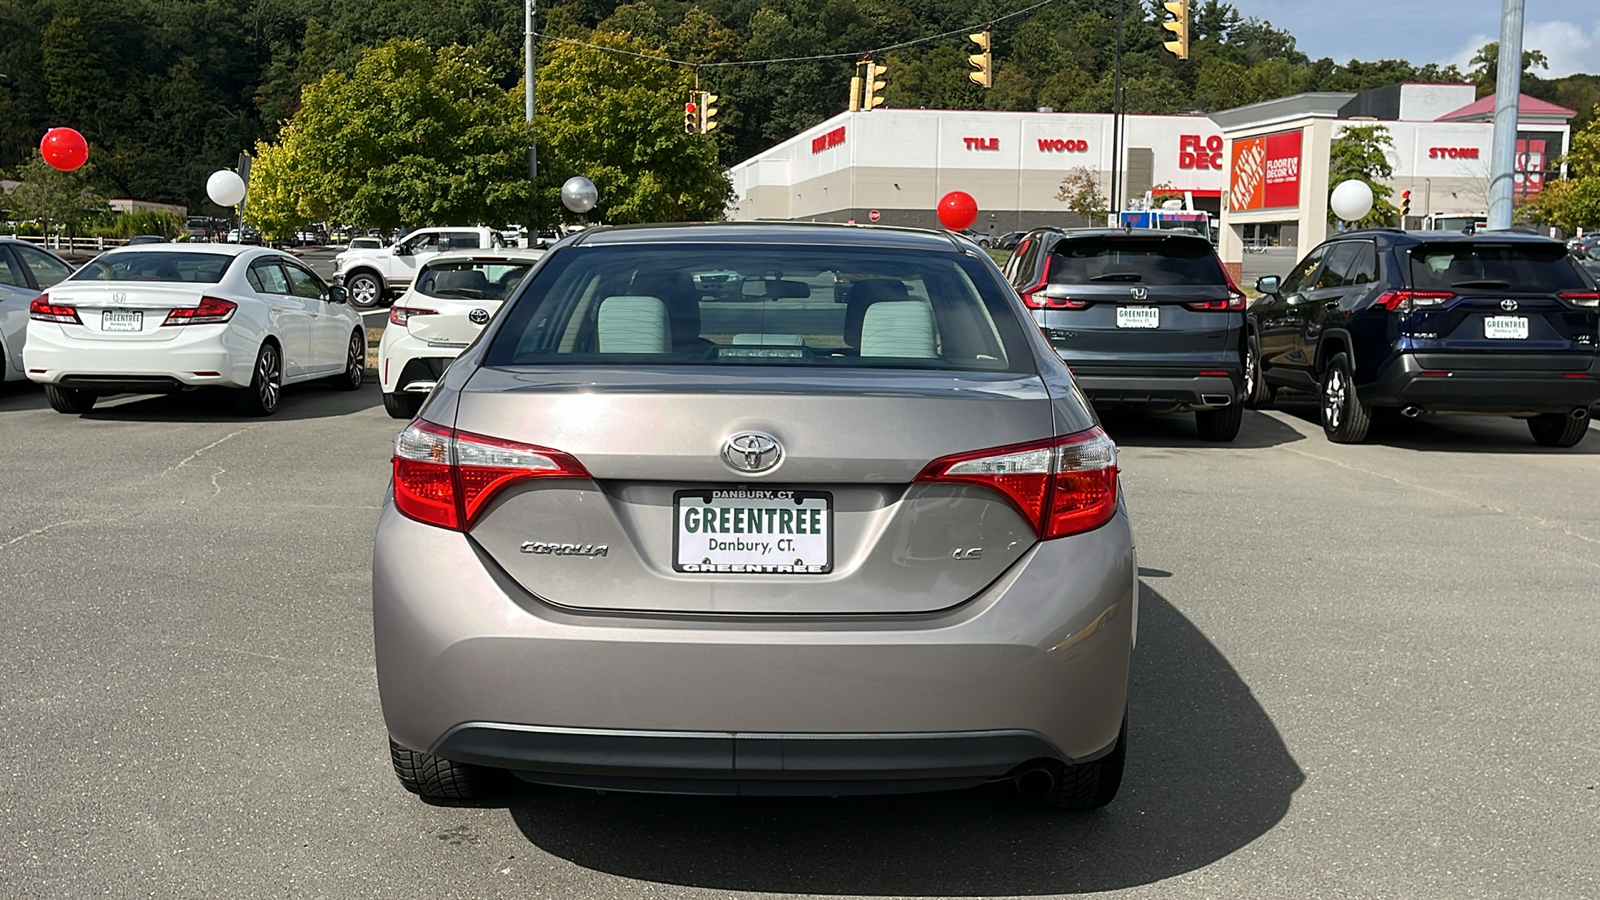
[1487,0,1524,230]
[524,0,538,243]
[1109,0,1124,225]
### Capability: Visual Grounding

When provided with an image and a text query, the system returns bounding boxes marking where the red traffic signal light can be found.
[685,102,697,113]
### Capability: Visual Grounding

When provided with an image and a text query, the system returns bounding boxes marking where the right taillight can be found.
[393,420,591,531]
[1375,290,1455,312]
[389,306,438,326]
[29,295,81,324]
[1558,291,1599,308]
[915,427,1118,540]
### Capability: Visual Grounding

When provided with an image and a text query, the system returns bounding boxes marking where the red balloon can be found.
[40,128,89,172]
[937,191,979,231]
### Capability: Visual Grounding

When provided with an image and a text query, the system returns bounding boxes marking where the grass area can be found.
[985,248,1011,266]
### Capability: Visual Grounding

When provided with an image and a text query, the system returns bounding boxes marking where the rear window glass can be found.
[416,260,534,302]
[1410,243,1590,292]
[1048,237,1224,286]
[484,244,1031,373]
[71,251,233,284]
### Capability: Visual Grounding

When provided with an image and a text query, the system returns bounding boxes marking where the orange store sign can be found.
[1230,130,1302,211]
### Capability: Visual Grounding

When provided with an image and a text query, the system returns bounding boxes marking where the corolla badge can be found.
[469,308,491,325]
[722,432,783,473]
[1130,286,1149,301]
[520,541,608,557]
[1500,299,1518,311]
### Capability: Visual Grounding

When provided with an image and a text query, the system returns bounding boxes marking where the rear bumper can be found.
[1069,366,1243,409]
[373,503,1137,793]
[377,328,457,393]
[23,323,254,390]
[1361,353,1600,414]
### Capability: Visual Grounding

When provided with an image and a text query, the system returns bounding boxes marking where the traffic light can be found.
[1400,189,1412,226]
[849,74,863,111]
[1161,0,1190,60]
[684,99,698,134]
[864,60,887,109]
[698,92,719,133]
[968,30,993,89]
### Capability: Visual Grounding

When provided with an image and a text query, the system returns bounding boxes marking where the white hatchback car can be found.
[378,249,543,418]
[25,244,366,416]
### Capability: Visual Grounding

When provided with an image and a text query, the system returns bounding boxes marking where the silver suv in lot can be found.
[374,223,1136,810]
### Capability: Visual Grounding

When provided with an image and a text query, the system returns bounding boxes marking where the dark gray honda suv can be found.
[1004,229,1248,441]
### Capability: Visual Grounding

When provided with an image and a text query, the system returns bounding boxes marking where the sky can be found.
[1232,0,1600,77]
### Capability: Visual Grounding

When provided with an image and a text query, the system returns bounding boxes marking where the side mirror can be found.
[326,285,348,305]
[1255,275,1281,295]
[393,244,412,257]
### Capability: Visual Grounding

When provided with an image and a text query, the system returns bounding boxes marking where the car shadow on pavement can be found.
[1273,399,1600,455]
[73,381,384,423]
[1097,408,1305,449]
[503,583,1304,895]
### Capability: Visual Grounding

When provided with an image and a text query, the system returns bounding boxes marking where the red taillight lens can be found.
[29,295,81,324]
[162,296,237,326]
[1375,290,1454,312]
[1019,258,1086,309]
[1186,296,1245,311]
[392,420,591,531]
[390,306,438,326]
[1558,290,1600,308]
[915,428,1118,540]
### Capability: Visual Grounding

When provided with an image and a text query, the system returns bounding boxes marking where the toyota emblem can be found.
[1499,299,1518,312]
[1130,286,1149,301]
[722,432,782,473]
[468,308,491,325]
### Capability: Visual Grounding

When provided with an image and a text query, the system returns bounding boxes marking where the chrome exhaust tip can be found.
[1573,407,1590,420]
[1013,764,1057,800]
[1200,394,1232,407]
[1401,406,1421,418]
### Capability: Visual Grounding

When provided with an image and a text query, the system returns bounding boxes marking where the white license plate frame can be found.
[102,309,143,332]
[1483,315,1529,340]
[1116,306,1160,329]
[673,489,833,574]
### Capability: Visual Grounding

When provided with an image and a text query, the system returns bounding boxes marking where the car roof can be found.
[95,242,259,257]
[423,249,546,265]
[1337,227,1568,248]
[570,221,967,252]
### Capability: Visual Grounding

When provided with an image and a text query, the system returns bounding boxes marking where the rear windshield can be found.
[71,251,233,284]
[416,260,534,302]
[484,244,1031,373]
[1409,242,1591,292]
[1048,237,1225,286]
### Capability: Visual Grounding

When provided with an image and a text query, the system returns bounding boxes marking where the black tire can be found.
[383,391,422,420]
[1528,412,1590,448]
[1320,352,1371,444]
[1022,718,1126,812]
[235,342,282,417]
[346,271,385,309]
[1195,402,1244,442]
[329,329,365,391]
[390,739,495,800]
[44,384,96,414]
[1243,332,1272,409]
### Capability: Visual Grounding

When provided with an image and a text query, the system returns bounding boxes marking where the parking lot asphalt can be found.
[0,380,1595,899]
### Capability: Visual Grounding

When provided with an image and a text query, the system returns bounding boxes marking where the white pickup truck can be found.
[333,226,506,308]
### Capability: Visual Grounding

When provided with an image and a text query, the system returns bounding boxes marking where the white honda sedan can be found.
[378,249,542,418]
[24,244,366,416]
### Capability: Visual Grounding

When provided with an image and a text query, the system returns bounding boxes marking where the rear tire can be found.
[390,739,495,800]
[235,342,282,417]
[1022,718,1126,812]
[1320,352,1371,444]
[44,384,96,414]
[383,391,421,420]
[1195,402,1243,442]
[346,271,384,310]
[330,329,364,391]
[1243,333,1272,409]
[1528,413,1590,448]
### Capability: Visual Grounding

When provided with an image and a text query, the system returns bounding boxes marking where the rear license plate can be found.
[102,310,143,332]
[1116,307,1159,329]
[673,489,832,574]
[1484,315,1528,339]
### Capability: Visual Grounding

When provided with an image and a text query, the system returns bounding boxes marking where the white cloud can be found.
[1444,18,1600,78]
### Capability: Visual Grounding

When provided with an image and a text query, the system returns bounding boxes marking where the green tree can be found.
[1328,123,1397,227]
[7,158,111,236]
[1056,166,1107,224]
[1468,42,1549,96]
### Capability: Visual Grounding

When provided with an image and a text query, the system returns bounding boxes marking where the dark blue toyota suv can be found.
[1248,229,1599,447]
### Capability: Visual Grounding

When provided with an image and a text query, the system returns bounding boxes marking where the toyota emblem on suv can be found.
[722,432,782,473]
[469,308,491,325]
[1500,299,1518,311]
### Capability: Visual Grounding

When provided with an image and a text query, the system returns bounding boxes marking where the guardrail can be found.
[2,234,143,254]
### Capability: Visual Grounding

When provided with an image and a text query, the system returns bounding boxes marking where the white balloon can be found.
[1329,179,1374,222]
[561,176,598,214]
[207,170,247,208]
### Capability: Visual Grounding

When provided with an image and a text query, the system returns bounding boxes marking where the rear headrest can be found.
[432,269,490,294]
[844,279,913,347]
[629,271,701,344]
[596,296,670,353]
[858,301,937,358]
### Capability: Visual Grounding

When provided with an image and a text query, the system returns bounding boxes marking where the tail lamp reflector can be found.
[28,295,81,324]
[915,428,1118,540]
[162,296,237,326]
[390,306,438,327]
[393,420,590,531]
[1376,290,1454,312]
[1558,291,1599,308]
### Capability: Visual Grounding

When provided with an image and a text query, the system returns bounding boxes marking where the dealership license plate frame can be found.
[672,489,834,575]
[1116,306,1160,329]
[102,309,143,332]
[1483,315,1529,340]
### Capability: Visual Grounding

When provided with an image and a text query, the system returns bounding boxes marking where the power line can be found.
[530,0,1063,69]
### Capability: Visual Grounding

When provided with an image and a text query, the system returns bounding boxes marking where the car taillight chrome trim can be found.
[390,306,438,326]
[28,295,81,324]
[1375,290,1455,312]
[161,296,237,326]
[392,420,591,531]
[915,428,1118,540]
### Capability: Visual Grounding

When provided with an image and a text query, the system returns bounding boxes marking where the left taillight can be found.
[29,295,81,324]
[162,296,237,326]
[392,420,591,531]
[915,427,1118,540]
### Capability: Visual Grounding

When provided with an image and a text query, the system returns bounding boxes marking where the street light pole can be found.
[1109,0,1124,226]
[525,0,537,182]
[1487,0,1524,230]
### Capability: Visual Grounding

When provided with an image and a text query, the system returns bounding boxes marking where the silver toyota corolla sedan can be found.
[374,222,1136,811]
